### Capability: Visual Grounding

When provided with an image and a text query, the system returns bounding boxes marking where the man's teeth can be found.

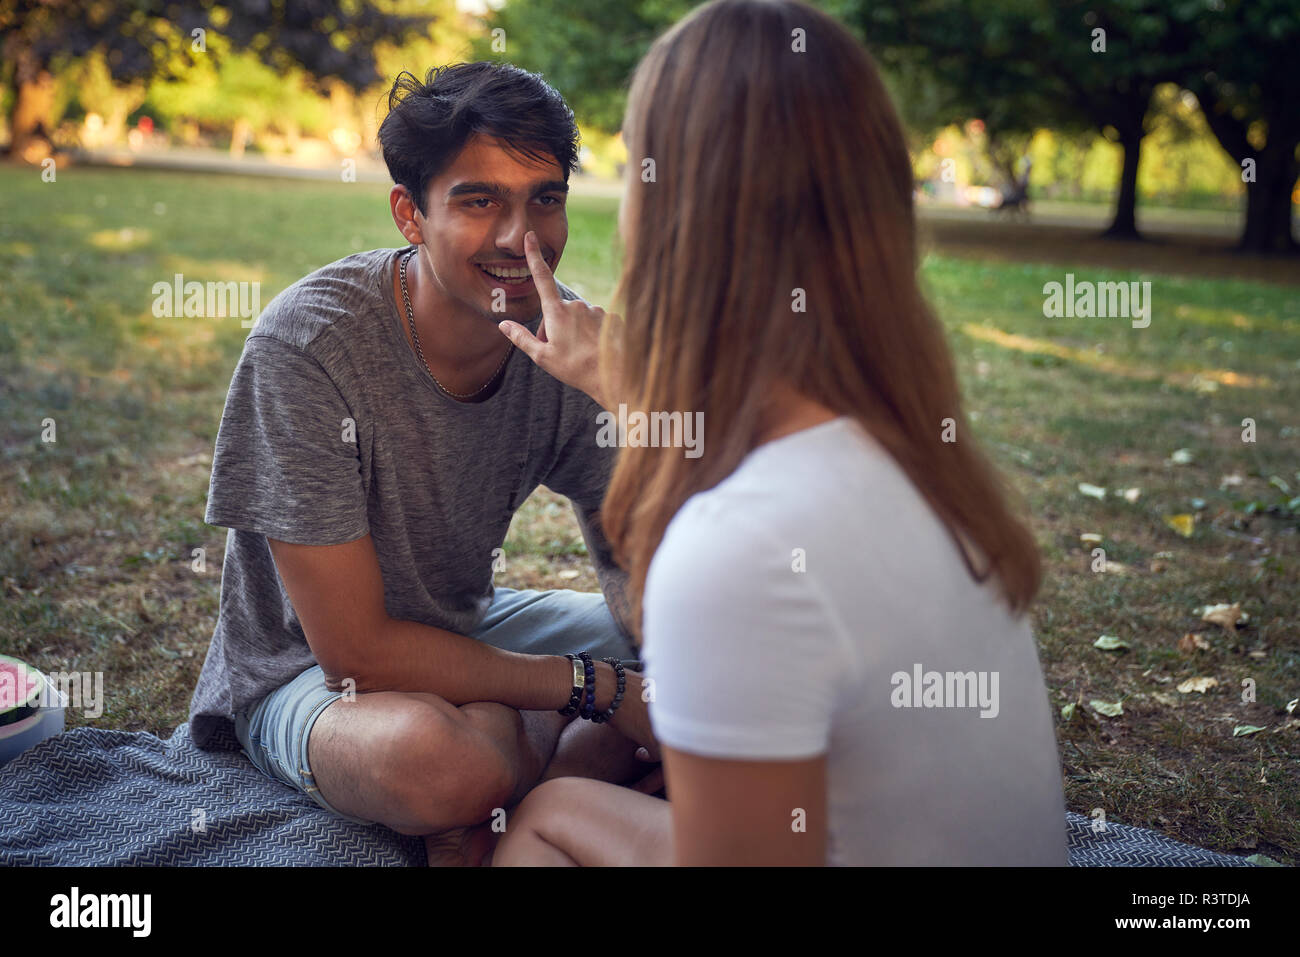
[481,265,531,281]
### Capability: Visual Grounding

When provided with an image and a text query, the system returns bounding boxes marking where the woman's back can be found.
[641,416,1067,865]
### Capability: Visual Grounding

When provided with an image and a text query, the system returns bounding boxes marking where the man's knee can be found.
[384,698,519,833]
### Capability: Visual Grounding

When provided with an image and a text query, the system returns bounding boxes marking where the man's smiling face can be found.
[414,133,568,324]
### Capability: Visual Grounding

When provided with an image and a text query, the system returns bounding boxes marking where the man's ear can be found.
[391,185,423,245]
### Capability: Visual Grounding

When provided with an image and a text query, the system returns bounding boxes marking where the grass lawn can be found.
[1,165,1297,863]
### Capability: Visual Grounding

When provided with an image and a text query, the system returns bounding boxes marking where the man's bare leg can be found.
[425,710,657,865]
[306,688,654,866]
[540,714,653,787]
[307,692,558,835]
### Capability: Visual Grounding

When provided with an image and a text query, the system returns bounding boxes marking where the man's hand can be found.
[609,668,660,763]
[497,230,612,409]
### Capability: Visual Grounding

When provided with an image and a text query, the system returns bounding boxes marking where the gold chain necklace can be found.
[400,248,512,400]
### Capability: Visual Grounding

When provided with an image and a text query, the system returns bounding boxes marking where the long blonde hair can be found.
[599,0,1041,645]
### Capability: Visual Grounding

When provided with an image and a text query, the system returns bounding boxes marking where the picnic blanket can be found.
[0,723,1256,866]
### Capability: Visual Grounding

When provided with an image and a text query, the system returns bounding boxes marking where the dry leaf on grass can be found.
[1198,602,1249,636]
[1177,676,1219,694]
[1177,632,1211,653]
[1165,514,1196,537]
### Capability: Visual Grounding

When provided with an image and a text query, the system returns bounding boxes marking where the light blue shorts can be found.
[233,587,638,824]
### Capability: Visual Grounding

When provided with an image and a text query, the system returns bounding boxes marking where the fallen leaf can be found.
[1219,473,1244,489]
[1121,487,1142,503]
[1080,532,1103,545]
[1078,483,1107,500]
[1101,560,1130,575]
[1177,676,1219,694]
[1164,514,1196,537]
[1094,635,1130,651]
[557,569,581,580]
[1287,698,1298,715]
[1169,448,1194,465]
[1152,692,1179,707]
[1177,632,1210,653]
[1245,854,1283,867]
[1060,702,1076,721]
[1200,602,1247,636]
[1232,725,1266,737]
[1089,699,1124,717]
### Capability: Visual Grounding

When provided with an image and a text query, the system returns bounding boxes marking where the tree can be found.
[470,0,694,133]
[843,0,1206,240]
[1176,0,1299,254]
[0,0,433,163]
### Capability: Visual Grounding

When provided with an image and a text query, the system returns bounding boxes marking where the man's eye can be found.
[467,198,492,208]
[539,196,563,206]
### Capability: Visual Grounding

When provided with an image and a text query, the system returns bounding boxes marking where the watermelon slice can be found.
[0,655,43,727]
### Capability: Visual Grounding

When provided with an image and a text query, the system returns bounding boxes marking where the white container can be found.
[0,672,67,766]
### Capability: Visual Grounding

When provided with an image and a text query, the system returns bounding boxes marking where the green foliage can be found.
[144,51,331,135]
[470,0,698,133]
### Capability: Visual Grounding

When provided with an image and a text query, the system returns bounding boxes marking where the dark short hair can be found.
[379,62,580,214]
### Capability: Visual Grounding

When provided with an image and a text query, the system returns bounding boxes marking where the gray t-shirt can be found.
[188,245,629,750]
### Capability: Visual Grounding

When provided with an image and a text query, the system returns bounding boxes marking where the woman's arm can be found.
[662,747,828,866]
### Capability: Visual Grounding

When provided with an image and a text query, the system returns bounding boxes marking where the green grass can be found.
[1,165,1297,863]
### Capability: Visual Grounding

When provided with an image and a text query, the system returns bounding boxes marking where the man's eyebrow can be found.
[445,180,569,200]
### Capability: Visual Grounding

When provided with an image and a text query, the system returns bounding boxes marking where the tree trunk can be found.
[1238,139,1298,254]
[1104,130,1142,239]
[8,50,56,164]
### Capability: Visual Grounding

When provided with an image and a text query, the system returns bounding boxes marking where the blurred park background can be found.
[1,1,1297,863]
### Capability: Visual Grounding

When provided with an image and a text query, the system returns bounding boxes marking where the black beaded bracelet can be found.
[577,652,598,720]
[557,653,584,717]
[589,657,627,724]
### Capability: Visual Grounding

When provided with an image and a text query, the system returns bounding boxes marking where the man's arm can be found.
[572,502,637,648]
[266,531,623,709]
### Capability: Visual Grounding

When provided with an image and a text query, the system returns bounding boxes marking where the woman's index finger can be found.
[524,231,562,312]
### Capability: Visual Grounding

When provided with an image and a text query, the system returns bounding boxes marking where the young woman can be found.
[494,0,1067,865]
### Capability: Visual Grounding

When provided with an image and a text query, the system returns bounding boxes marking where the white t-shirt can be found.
[641,416,1067,865]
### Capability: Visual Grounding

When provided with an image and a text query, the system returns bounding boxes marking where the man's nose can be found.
[494,204,536,257]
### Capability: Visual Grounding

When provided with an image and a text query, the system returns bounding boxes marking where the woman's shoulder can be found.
[669,416,900,532]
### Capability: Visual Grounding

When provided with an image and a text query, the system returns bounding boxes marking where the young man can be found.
[187,63,656,864]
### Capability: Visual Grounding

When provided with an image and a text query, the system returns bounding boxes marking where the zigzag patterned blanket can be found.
[0,723,1254,866]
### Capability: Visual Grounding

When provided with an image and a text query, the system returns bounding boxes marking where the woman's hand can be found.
[498,230,612,410]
